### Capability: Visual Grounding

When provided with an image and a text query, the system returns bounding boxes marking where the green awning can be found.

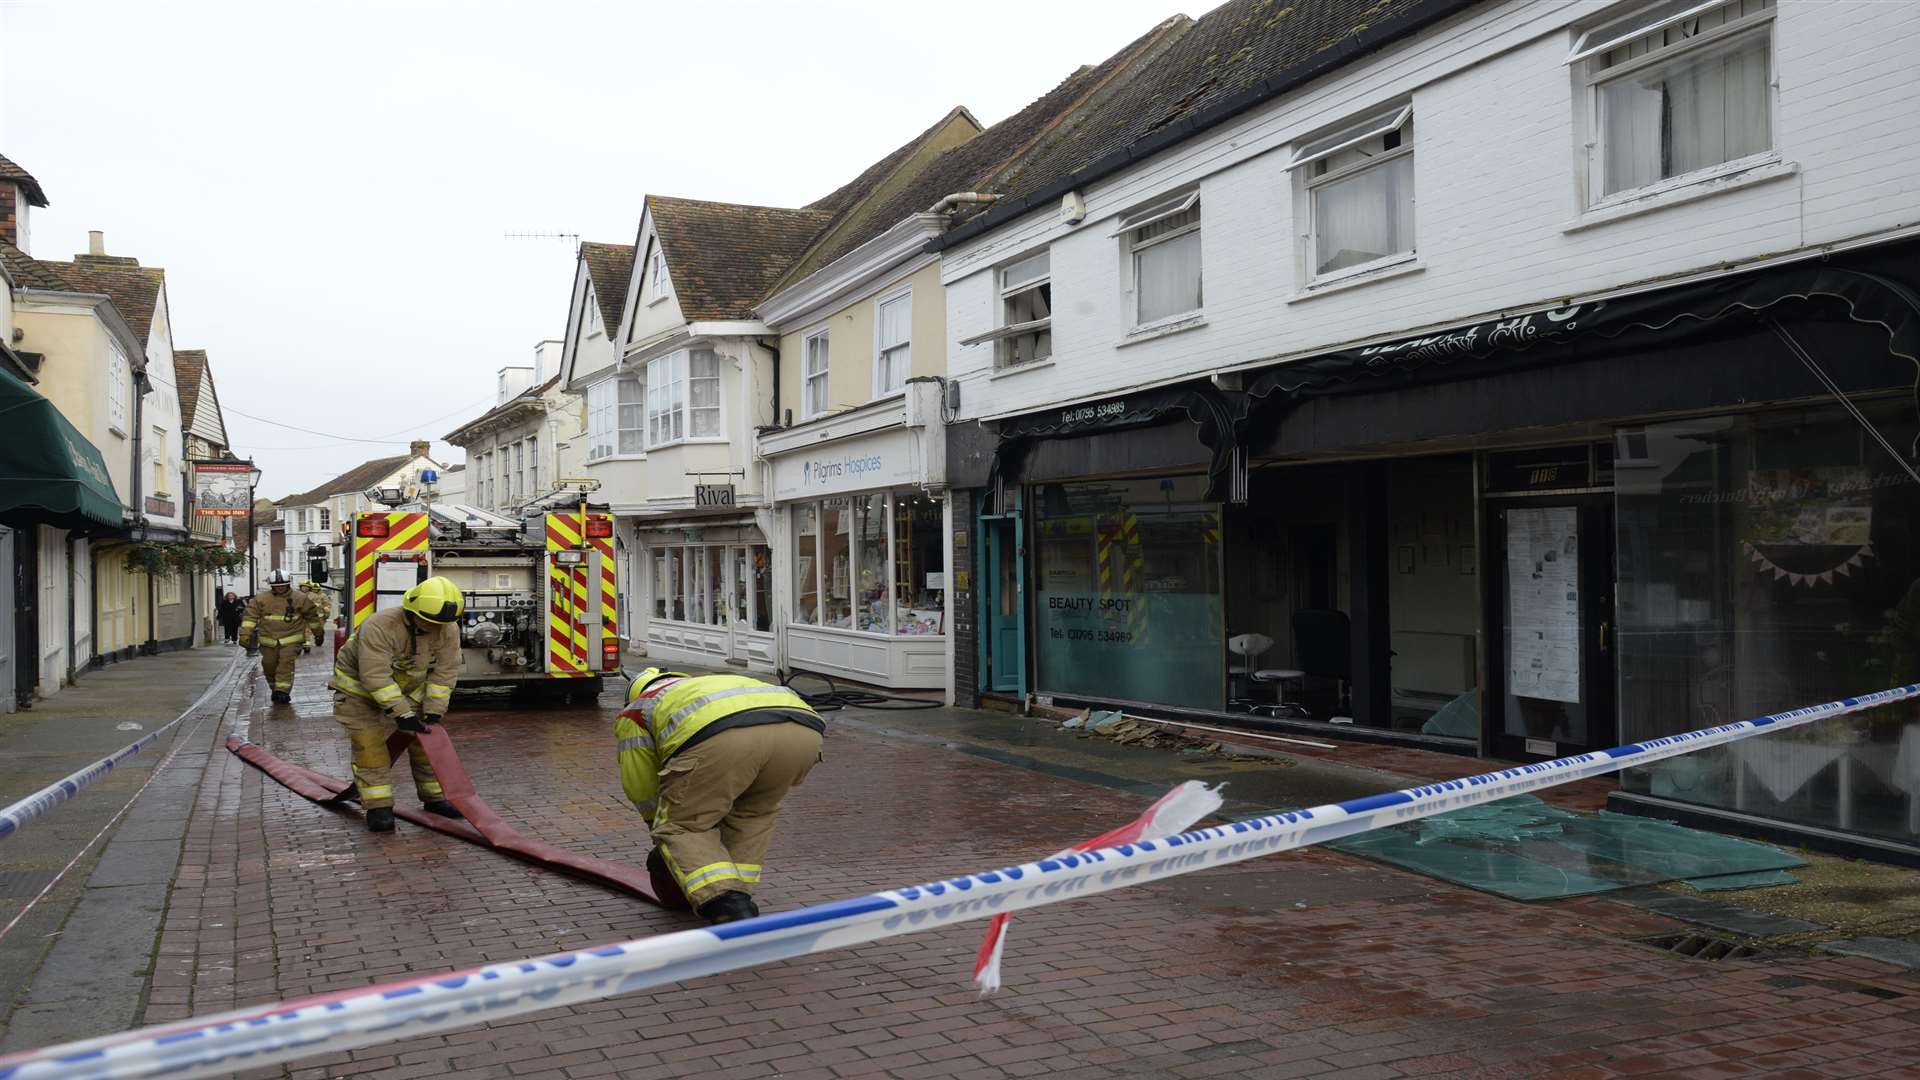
[0,366,124,529]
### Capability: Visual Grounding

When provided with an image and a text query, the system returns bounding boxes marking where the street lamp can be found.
[242,461,263,593]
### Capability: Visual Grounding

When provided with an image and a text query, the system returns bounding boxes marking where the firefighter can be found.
[328,576,465,833]
[240,570,320,704]
[298,580,333,653]
[616,668,825,924]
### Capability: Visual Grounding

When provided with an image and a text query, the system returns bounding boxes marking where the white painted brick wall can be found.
[948,0,1920,424]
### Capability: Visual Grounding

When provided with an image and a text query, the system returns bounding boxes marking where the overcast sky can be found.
[1,0,1187,498]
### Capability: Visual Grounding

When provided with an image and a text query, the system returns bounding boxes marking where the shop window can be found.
[752,546,772,632]
[894,493,944,635]
[793,503,819,624]
[705,546,727,626]
[787,492,946,636]
[1572,0,1775,199]
[1033,476,1223,710]
[1616,403,1920,845]
[1385,457,1479,738]
[875,291,911,397]
[821,498,853,628]
[803,330,830,419]
[1290,105,1414,278]
[1120,192,1201,326]
[652,550,668,619]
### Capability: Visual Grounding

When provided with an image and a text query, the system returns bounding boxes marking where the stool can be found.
[1252,668,1309,718]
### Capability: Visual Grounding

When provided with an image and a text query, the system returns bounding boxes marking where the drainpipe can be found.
[924,192,1001,216]
[66,532,78,684]
[129,365,154,656]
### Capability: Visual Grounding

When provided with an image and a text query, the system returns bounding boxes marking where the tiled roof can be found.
[0,238,72,291]
[647,196,831,321]
[944,0,1476,245]
[579,242,633,334]
[0,154,48,207]
[804,106,982,220]
[51,255,164,342]
[278,453,412,506]
[443,374,562,443]
[175,349,208,431]
[790,18,1188,277]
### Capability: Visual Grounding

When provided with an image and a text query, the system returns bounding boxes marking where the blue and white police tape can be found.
[2,682,1914,1080]
[0,654,241,840]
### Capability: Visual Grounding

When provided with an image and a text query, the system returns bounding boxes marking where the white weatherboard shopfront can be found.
[763,383,950,691]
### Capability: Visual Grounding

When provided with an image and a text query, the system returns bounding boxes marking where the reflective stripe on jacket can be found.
[614,674,820,812]
[240,590,320,646]
[328,606,460,716]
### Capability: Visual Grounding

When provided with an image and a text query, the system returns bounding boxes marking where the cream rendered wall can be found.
[17,304,132,507]
[776,259,946,421]
[621,224,687,347]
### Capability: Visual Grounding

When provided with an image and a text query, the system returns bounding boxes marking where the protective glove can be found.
[394,712,429,734]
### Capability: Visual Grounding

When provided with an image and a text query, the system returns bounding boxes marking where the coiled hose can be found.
[778,670,944,712]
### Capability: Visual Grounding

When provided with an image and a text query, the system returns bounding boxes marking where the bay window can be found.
[645,348,721,447]
[586,375,644,460]
[787,492,945,636]
[1291,104,1415,278]
[1573,0,1774,199]
[875,291,911,396]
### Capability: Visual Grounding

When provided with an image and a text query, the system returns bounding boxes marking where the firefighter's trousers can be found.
[258,644,299,694]
[332,693,443,810]
[650,722,822,907]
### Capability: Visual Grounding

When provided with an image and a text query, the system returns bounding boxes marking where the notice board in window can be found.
[1505,506,1580,704]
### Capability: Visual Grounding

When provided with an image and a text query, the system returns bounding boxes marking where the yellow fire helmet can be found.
[401,576,464,624]
[625,667,688,704]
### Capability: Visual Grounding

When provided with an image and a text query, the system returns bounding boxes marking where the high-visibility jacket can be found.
[615,674,822,814]
[304,588,333,625]
[328,607,461,717]
[240,590,320,648]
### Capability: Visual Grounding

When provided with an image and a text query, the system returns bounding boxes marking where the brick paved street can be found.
[82,650,1920,1078]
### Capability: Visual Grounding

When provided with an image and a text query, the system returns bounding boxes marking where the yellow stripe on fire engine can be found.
[546,512,582,551]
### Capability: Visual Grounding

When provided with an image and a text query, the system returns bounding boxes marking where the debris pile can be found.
[1058,708,1226,755]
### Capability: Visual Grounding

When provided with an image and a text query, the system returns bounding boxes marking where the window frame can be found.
[106,338,130,436]
[1122,193,1203,329]
[1295,105,1417,283]
[872,287,913,399]
[969,250,1054,369]
[586,374,646,461]
[802,328,831,420]
[648,249,671,305]
[643,348,723,449]
[1576,0,1778,205]
[318,508,331,532]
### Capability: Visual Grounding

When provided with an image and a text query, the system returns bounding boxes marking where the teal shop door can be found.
[981,513,1026,694]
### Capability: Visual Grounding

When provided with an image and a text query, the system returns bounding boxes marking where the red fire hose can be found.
[228,725,662,904]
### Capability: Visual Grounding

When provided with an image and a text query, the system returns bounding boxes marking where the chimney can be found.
[87,230,105,255]
[410,439,431,458]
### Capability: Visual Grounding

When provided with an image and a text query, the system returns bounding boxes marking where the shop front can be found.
[634,516,776,671]
[959,239,1920,858]
[763,387,950,690]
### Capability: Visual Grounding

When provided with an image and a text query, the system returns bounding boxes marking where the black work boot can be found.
[271,690,291,704]
[697,891,758,925]
[421,799,463,820]
[366,807,396,833]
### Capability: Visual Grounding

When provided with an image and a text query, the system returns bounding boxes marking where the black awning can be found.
[986,382,1242,497]
[1245,264,1920,401]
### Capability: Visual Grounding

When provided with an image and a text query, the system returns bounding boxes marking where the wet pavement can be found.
[11,647,1920,1078]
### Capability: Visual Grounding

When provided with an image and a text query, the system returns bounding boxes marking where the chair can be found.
[1291,608,1352,717]
[1227,632,1306,717]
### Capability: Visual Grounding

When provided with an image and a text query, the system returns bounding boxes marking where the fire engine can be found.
[345,489,620,699]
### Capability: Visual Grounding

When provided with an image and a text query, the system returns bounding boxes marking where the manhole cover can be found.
[1641,931,1766,961]
[0,870,60,897]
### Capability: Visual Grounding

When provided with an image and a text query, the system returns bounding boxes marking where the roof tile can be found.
[647,196,831,321]
[277,453,414,507]
[579,242,633,334]
[0,153,48,207]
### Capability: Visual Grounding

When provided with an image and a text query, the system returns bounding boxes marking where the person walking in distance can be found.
[240,570,320,703]
[217,591,244,644]
[328,576,465,833]
[298,580,334,654]
[615,668,825,924]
